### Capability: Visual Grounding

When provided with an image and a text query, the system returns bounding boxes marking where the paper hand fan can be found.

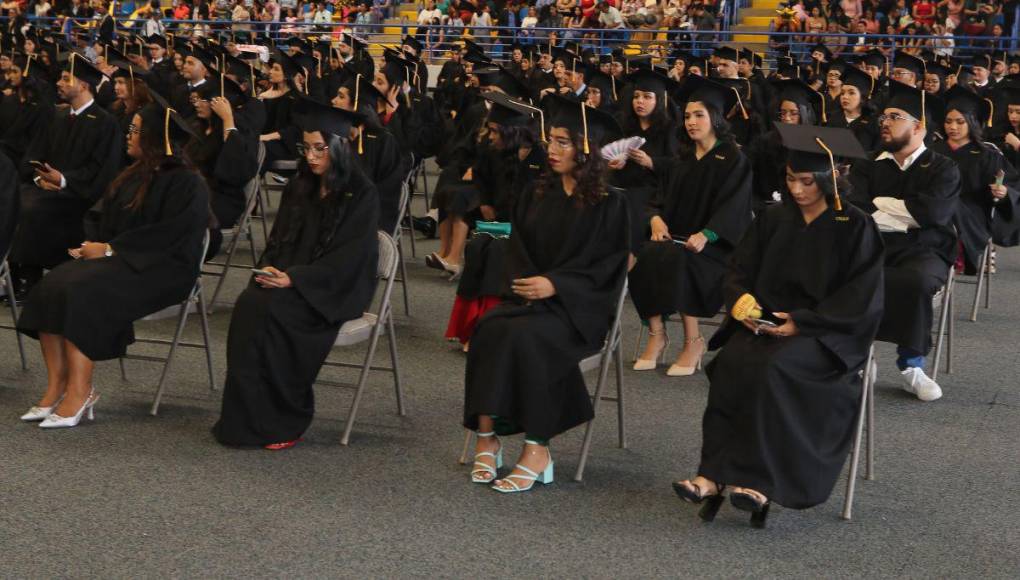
[600,137,646,163]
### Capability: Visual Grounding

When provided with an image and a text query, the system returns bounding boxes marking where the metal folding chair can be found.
[206,144,267,311]
[632,308,727,363]
[316,231,406,445]
[957,239,993,323]
[0,255,28,369]
[120,231,216,416]
[392,173,414,316]
[930,267,955,381]
[842,344,876,521]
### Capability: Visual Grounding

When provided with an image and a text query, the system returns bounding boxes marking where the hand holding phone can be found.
[251,268,277,277]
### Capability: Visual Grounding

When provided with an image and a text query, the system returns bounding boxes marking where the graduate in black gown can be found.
[672,124,884,527]
[258,53,303,173]
[10,54,123,296]
[848,83,960,402]
[464,100,629,493]
[443,92,553,348]
[186,75,260,257]
[630,76,753,377]
[0,54,54,166]
[608,69,682,253]
[933,87,1020,271]
[0,150,18,261]
[16,101,209,428]
[989,81,1020,245]
[332,73,409,234]
[827,66,880,153]
[213,101,379,450]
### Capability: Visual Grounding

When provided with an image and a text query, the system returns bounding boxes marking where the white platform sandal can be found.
[491,442,554,493]
[470,432,503,484]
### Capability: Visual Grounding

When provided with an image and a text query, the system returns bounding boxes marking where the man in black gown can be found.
[10,55,122,297]
[848,82,960,402]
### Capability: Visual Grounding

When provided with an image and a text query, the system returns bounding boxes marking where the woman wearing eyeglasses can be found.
[213,101,380,450]
[827,65,880,153]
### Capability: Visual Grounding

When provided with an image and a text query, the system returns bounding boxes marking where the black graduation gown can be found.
[12,102,123,267]
[146,59,179,100]
[233,96,267,138]
[608,120,682,251]
[746,128,789,209]
[933,141,1020,266]
[212,167,379,447]
[381,101,419,159]
[702,202,885,509]
[463,184,630,440]
[260,91,300,168]
[629,141,753,318]
[0,93,53,165]
[16,164,210,361]
[188,127,260,231]
[0,151,19,260]
[848,148,961,354]
[353,125,409,234]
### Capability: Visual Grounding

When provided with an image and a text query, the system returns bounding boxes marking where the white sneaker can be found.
[899,367,943,402]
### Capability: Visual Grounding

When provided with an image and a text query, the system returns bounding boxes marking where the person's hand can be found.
[259,132,280,142]
[210,96,234,122]
[1005,133,1020,151]
[650,216,671,241]
[293,73,305,92]
[479,204,496,221]
[539,87,556,98]
[511,276,556,300]
[255,266,292,288]
[37,178,61,191]
[760,312,798,337]
[608,157,627,170]
[126,53,151,70]
[990,183,1008,200]
[628,148,653,169]
[72,242,109,260]
[1,88,12,96]
[35,162,63,186]
[461,167,473,181]
[557,85,572,95]
[685,231,708,253]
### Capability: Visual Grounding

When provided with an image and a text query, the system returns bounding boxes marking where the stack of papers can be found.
[872,197,919,233]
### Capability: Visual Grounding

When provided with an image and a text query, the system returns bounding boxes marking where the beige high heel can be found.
[633,329,669,371]
[667,336,705,377]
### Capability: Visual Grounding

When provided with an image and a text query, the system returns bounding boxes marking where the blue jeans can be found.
[896,346,925,371]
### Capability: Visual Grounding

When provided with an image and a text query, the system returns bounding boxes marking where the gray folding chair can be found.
[315,231,406,445]
[930,267,955,381]
[959,239,992,322]
[120,231,216,415]
[0,255,28,369]
[842,344,876,521]
[206,143,267,311]
[391,171,414,316]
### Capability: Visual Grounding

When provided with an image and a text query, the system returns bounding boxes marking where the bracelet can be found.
[701,229,719,243]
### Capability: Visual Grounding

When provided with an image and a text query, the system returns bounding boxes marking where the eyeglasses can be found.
[297,143,329,158]
[126,124,140,135]
[878,112,919,125]
[547,138,575,152]
[776,110,801,120]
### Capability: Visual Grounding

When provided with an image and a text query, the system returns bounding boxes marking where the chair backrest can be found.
[377,230,399,280]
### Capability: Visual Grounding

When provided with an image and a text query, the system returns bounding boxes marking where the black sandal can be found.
[672,480,727,522]
[729,490,771,529]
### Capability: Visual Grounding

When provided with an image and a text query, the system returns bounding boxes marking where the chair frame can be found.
[120,231,216,416]
[392,169,415,316]
[842,345,876,521]
[315,231,406,445]
[0,255,28,369]
[931,267,955,381]
[956,239,992,323]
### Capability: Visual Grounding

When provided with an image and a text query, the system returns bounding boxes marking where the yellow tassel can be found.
[220,72,225,98]
[814,137,842,211]
[580,102,590,155]
[732,87,748,120]
[249,62,256,97]
[164,107,173,156]
[920,89,926,130]
[129,65,134,95]
[21,56,29,78]
[984,98,994,128]
[354,73,361,110]
[358,131,364,154]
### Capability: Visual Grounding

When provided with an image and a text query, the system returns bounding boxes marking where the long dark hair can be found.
[946,108,985,143]
[535,125,606,207]
[491,123,540,154]
[619,87,672,137]
[782,165,852,206]
[289,130,354,202]
[112,78,152,118]
[106,103,193,211]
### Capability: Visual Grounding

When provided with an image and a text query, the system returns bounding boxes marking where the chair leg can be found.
[208,222,243,312]
[970,244,987,322]
[841,361,871,521]
[946,283,954,375]
[573,346,615,482]
[4,268,27,370]
[864,350,876,481]
[405,194,417,258]
[422,165,431,210]
[150,299,192,416]
[340,319,385,446]
[931,280,951,381]
[119,357,127,380]
[397,237,411,316]
[386,309,405,416]
[458,428,473,465]
[615,340,627,449]
[984,245,992,310]
[197,288,216,391]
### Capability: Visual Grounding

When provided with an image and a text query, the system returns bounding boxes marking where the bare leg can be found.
[675,474,720,498]
[672,315,705,368]
[51,339,95,417]
[438,218,453,257]
[444,218,470,266]
[492,441,551,491]
[472,415,501,482]
[37,332,68,407]
[637,315,668,362]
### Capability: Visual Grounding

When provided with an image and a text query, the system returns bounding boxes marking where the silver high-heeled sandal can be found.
[633,329,669,371]
[470,431,503,484]
[491,441,554,493]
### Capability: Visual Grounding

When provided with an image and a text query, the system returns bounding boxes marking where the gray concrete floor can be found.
[1,186,1018,578]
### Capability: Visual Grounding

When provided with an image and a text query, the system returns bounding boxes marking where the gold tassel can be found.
[580,102,590,155]
[814,137,842,211]
[167,32,174,56]
[70,53,76,81]
[249,62,256,97]
[817,89,827,124]
[984,98,994,128]
[732,87,748,120]
[354,73,361,110]
[220,72,225,98]
[611,75,617,101]
[164,107,173,156]
[129,65,134,95]
[920,88,926,129]
[21,55,30,78]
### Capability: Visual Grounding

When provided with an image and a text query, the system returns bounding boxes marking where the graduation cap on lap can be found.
[776,124,868,212]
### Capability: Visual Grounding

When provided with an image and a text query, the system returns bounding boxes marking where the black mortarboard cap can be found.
[401,35,422,55]
[713,45,739,63]
[143,90,199,156]
[625,68,669,96]
[776,123,867,211]
[341,32,367,52]
[624,53,653,74]
[972,53,993,71]
[887,80,942,128]
[893,52,925,78]
[925,60,949,81]
[196,73,247,108]
[188,44,218,71]
[483,90,537,128]
[343,72,385,117]
[777,56,802,80]
[273,50,304,78]
[547,94,623,153]
[739,48,762,68]
[464,50,493,66]
[146,34,167,49]
[810,43,832,61]
[863,49,886,69]
[676,74,742,118]
[587,69,618,101]
[294,96,364,138]
[944,85,993,127]
[841,65,875,99]
[774,78,822,109]
[995,77,1020,106]
[66,52,106,88]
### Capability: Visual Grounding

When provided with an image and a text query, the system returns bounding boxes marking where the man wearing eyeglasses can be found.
[848,82,960,402]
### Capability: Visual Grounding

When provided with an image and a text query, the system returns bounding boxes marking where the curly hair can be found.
[535,126,607,207]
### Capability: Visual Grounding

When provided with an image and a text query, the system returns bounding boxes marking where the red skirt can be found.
[445,295,502,344]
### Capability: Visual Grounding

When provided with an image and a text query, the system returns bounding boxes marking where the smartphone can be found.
[672,236,689,244]
[752,318,778,328]
[251,268,277,277]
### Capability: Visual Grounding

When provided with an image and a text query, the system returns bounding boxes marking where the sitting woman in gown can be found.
[672,125,884,527]
[931,86,1020,272]
[258,53,304,173]
[827,66,879,153]
[464,99,630,493]
[213,100,380,450]
[17,101,210,428]
[186,75,260,257]
[629,76,753,376]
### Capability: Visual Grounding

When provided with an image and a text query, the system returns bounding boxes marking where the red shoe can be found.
[264,438,303,451]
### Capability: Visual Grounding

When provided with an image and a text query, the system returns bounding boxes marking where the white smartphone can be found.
[751,318,778,328]
[251,268,277,277]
